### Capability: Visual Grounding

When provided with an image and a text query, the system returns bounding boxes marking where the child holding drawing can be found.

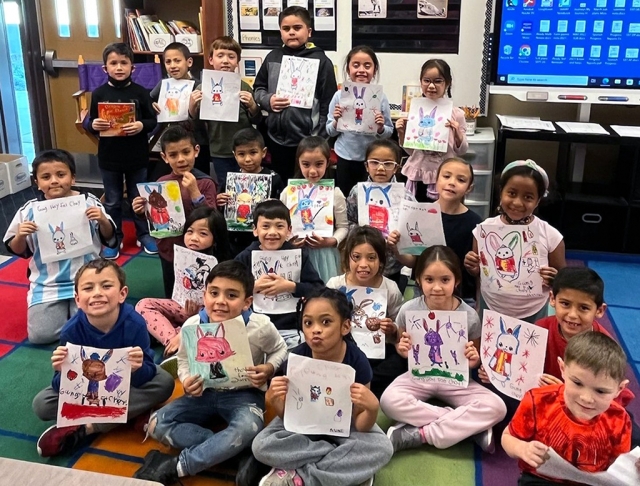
[464,160,566,323]
[380,246,506,454]
[280,136,348,283]
[326,45,394,196]
[135,206,231,358]
[251,288,394,486]
[253,6,337,182]
[395,59,468,202]
[134,260,287,485]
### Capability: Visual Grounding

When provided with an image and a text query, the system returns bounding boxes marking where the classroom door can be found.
[38,0,121,154]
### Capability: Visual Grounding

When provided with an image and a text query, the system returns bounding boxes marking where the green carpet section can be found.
[0,435,69,467]
[122,255,164,301]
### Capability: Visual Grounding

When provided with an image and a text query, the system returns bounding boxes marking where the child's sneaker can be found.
[137,236,158,255]
[358,477,375,486]
[101,246,119,260]
[386,423,423,453]
[133,450,180,485]
[36,424,86,457]
[160,355,179,379]
[259,468,304,486]
[472,427,495,454]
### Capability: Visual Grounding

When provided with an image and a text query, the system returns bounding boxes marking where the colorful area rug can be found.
[1,222,639,485]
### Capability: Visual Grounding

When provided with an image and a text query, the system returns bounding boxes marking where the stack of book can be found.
[125,9,200,52]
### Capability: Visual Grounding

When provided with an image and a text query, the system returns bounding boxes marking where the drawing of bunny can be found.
[290,58,302,91]
[423,319,443,366]
[417,106,437,145]
[353,86,367,125]
[196,324,235,380]
[49,223,66,254]
[211,77,224,105]
[486,231,521,282]
[165,81,189,116]
[407,222,424,245]
[488,317,521,386]
[295,185,320,231]
[364,184,393,236]
[351,298,374,328]
[145,184,170,231]
[80,347,113,406]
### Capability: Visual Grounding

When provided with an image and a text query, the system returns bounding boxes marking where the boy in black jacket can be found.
[235,199,324,348]
[89,42,158,259]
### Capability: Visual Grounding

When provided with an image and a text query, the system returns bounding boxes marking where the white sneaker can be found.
[472,427,495,454]
[386,423,423,453]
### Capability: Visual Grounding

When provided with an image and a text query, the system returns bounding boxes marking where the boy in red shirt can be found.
[503,332,636,485]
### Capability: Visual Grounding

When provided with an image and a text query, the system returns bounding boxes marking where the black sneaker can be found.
[134,450,181,485]
[235,449,270,486]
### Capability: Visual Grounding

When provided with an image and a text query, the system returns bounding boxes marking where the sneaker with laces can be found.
[133,450,180,485]
[386,423,423,453]
[137,236,158,255]
[160,355,179,379]
[36,424,86,457]
[258,468,304,486]
[472,427,495,454]
[101,245,120,260]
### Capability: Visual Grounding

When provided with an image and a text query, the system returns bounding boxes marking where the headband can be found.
[502,159,549,196]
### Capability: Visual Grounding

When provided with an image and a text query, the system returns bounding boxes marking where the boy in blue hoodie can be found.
[32,258,175,457]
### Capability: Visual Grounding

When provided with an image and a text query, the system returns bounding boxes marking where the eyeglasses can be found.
[366,160,398,170]
[421,78,445,86]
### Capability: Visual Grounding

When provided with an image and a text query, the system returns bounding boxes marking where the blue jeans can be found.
[100,167,149,243]
[150,387,265,476]
[211,156,240,190]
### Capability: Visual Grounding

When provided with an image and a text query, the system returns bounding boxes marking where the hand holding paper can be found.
[51,346,68,372]
[183,374,204,397]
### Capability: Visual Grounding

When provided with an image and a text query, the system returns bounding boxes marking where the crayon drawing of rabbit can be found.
[351,298,373,328]
[353,86,367,125]
[196,324,236,381]
[486,231,522,282]
[290,58,302,91]
[407,222,424,245]
[488,317,521,386]
[423,319,443,366]
[417,106,437,145]
[294,185,320,231]
[364,184,392,237]
[81,347,113,406]
[211,77,223,105]
[145,184,170,231]
[49,222,66,254]
[164,81,189,116]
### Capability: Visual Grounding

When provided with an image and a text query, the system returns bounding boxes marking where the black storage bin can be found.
[625,204,640,254]
[561,193,628,253]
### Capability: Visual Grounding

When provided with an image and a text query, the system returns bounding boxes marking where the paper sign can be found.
[417,0,448,18]
[284,353,355,437]
[357,182,405,238]
[57,343,131,427]
[480,310,548,401]
[284,179,335,238]
[97,102,135,137]
[182,318,254,390]
[288,0,308,6]
[239,0,260,30]
[263,0,282,30]
[157,79,195,122]
[251,249,301,314]
[396,200,446,255]
[337,82,383,135]
[33,194,93,264]
[358,0,387,18]
[406,310,469,388]
[403,97,453,152]
[477,224,545,298]
[172,245,218,307]
[313,0,336,31]
[137,181,185,238]
[199,70,241,122]
[224,172,273,231]
[536,447,640,486]
[340,286,387,359]
[276,56,320,109]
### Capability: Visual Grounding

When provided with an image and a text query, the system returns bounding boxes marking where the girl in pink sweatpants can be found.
[379,246,506,452]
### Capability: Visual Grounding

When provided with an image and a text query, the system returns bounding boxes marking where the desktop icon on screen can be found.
[505,20,516,31]
[506,0,518,6]
[524,0,536,6]
[504,45,513,55]
[627,79,634,86]
[519,45,532,56]
[541,0,553,6]
[522,21,533,32]
[602,77,610,84]
[558,0,571,6]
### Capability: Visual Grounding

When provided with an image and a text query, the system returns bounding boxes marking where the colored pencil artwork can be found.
[284,179,335,238]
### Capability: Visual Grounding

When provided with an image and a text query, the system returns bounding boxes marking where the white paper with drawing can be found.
[358,0,387,18]
[172,245,218,307]
[33,194,93,264]
[181,317,254,390]
[251,249,301,314]
[284,353,355,437]
[357,182,405,238]
[406,310,469,388]
[337,82,383,135]
[536,447,640,486]
[477,224,544,298]
[276,56,320,109]
[157,79,195,122]
[402,97,453,152]
[225,172,273,232]
[396,200,446,255]
[199,70,241,122]
[137,181,185,238]
[480,310,548,401]
[341,286,387,359]
[57,344,131,427]
[285,179,335,238]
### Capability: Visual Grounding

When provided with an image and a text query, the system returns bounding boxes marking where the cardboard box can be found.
[0,154,31,196]
[175,34,202,54]
[149,34,173,52]
[0,162,10,199]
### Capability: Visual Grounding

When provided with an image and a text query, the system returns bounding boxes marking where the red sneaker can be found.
[36,424,85,457]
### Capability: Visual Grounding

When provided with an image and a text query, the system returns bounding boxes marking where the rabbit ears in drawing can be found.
[422,318,441,332]
[419,106,438,119]
[353,86,366,98]
[499,317,521,339]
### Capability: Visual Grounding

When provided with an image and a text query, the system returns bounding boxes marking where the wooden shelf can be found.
[133,50,204,56]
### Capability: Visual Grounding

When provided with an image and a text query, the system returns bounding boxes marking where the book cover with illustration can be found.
[98,102,136,137]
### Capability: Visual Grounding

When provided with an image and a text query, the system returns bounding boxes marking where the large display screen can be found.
[493,0,640,89]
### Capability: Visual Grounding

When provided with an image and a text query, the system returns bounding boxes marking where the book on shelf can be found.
[98,102,136,137]
[125,8,201,52]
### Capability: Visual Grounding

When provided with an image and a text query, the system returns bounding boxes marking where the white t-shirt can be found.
[472,216,563,318]
[326,274,404,321]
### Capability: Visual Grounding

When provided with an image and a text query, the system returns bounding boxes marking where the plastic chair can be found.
[72,54,162,145]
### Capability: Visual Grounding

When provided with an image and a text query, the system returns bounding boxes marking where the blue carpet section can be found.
[587,261,640,309]
[606,307,640,365]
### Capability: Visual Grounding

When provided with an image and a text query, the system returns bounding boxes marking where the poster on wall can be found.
[199,70,241,122]
[314,0,336,31]
[358,0,387,18]
[239,0,260,30]
[263,0,283,30]
[417,0,448,19]
[337,82,383,135]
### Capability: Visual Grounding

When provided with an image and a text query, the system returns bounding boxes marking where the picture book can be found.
[98,102,136,137]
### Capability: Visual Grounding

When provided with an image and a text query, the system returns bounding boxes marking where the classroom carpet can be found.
[1,222,640,486]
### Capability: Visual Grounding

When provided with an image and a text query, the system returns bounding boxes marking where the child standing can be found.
[281,136,348,283]
[252,288,394,486]
[235,199,324,348]
[503,332,637,485]
[326,45,394,196]
[464,159,566,323]
[327,226,405,398]
[33,259,174,457]
[89,42,158,258]
[135,206,231,357]
[133,260,287,485]
[395,59,468,202]
[191,36,263,188]
[253,6,337,183]
[132,125,222,299]
[380,246,506,453]
[3,150,117,344]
